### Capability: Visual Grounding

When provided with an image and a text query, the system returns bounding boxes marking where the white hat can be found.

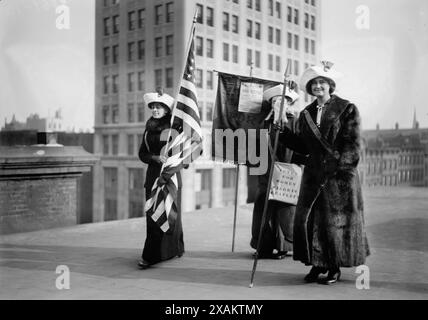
[143,90,174,111]
[299,61,343,95]
[263,84,299,103]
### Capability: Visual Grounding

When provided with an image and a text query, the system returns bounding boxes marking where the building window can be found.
[102,106,109,124]
[206,70,213,90]
[311,39,315,55]
[268,26,273,43]
[196,4,203,24]
[275,2,281,19]
[138,9,145,29]
[206,102,213,121]
[247,20,253,37]
[127,134,134,155]
[294,34,299,50]
[287,6,292,23]
[112,45,118,64]
[166,35,173,55]
[247,0,252,9]
[113,15,119,34]
[155,4,162,25]
[275,29,281,45]
[311,15,316,30]
[155,37,162,57]
[196,36,203,56]
[102,135,109,154]
[276,56,281,72]
[138,71,144,91]
[103,47,110,65]
[304,13,309,28]
[128,11,136,31]
[254,22,261,40]
[305,38,309,53]
[103,76,109,94]
[127,103,134,122]
[104,17,111,36]
[268,54,273,70]
[155,69,162,88]
[166,2,174,23]
[137,103,144,122]
[247,49,252,66]
[207,7,214,26]
[223,43,229,61]
[268,0,273,16]
[166,68,173,88]
[112,134,119,155]
[112,75,118,93]
[112,104,119,123]
[287,32,292,49]
[232,15,239,33]
[104,167,118,221]
[255,0,261,11]
[129,169,144,218]
[128,42,135,61]
[255,50,260,68]
[232,45,238,63]
[294,9,299,25]
[196,69,203,88]
[312,0,316,6]
[287,58,292,74]
[294,60,299,75]
[206,39,214,58]
[138,40,145,60]
[223,168,236,188]
[128,72,135,92]
[223,12,229,31]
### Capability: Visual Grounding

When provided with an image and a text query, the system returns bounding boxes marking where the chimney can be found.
[376,123,380,131]
[395,122,399,130]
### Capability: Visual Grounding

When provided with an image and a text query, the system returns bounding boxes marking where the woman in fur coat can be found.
[251,85,301,259]
[279,62,370,284]
[137,90,184,269]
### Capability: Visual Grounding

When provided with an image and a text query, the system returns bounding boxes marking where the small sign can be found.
[238,82,264,113]
[268,162,302,205]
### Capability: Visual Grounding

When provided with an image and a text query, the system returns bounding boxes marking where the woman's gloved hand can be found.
[157,175,168,187]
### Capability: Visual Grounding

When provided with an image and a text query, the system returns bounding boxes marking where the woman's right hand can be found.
[152,155,167,164]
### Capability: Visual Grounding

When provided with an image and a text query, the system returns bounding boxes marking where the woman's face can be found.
[151,103,168,119]
[311,77,330,98]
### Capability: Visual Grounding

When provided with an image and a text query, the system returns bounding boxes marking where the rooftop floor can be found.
[1,187,427,300]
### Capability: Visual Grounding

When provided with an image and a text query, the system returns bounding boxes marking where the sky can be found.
[0,0,427,131]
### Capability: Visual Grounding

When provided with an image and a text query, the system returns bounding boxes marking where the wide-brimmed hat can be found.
[143,90,174,112]
[299,61,342,95]
[263,84,299,103]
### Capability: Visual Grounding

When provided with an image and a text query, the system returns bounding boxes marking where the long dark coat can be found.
[251,114,302,254]
[280,95,370,269]
[138,114,184,264]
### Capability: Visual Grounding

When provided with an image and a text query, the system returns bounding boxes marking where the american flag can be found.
[144,25,203,233]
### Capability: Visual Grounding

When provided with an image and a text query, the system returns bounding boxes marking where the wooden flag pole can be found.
[231,61,254,252]
[249,62,291,288]
[231,164,240,252]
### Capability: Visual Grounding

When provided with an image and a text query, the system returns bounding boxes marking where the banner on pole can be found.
[212,72,280,168]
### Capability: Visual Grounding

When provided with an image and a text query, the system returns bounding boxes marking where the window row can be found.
[103,71,145,94]
[154,2,174,25]
[154,35,174,57]
[286,7,316,30]
[102,134,144,157]
[153,68,175,89]
[103,0,119,8]
[103,15,119,36]
[194,69,214,90]
[127,9,145,31]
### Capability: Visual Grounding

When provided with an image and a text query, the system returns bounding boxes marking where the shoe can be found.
[252,251,275,259]
[318,269,341,285]
[273,251,288,260]
[304,266,328,283]
[137,260,151,269]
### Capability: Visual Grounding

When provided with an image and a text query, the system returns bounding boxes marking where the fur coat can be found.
[280,94,370,268]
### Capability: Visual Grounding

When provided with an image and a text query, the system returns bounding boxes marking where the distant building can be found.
[2,110,64,132]
[360,121,428,187]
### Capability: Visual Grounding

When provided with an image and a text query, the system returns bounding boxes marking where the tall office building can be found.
[94,0,321,221]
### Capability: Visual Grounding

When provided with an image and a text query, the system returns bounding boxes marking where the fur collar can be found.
[145,114,172,133]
